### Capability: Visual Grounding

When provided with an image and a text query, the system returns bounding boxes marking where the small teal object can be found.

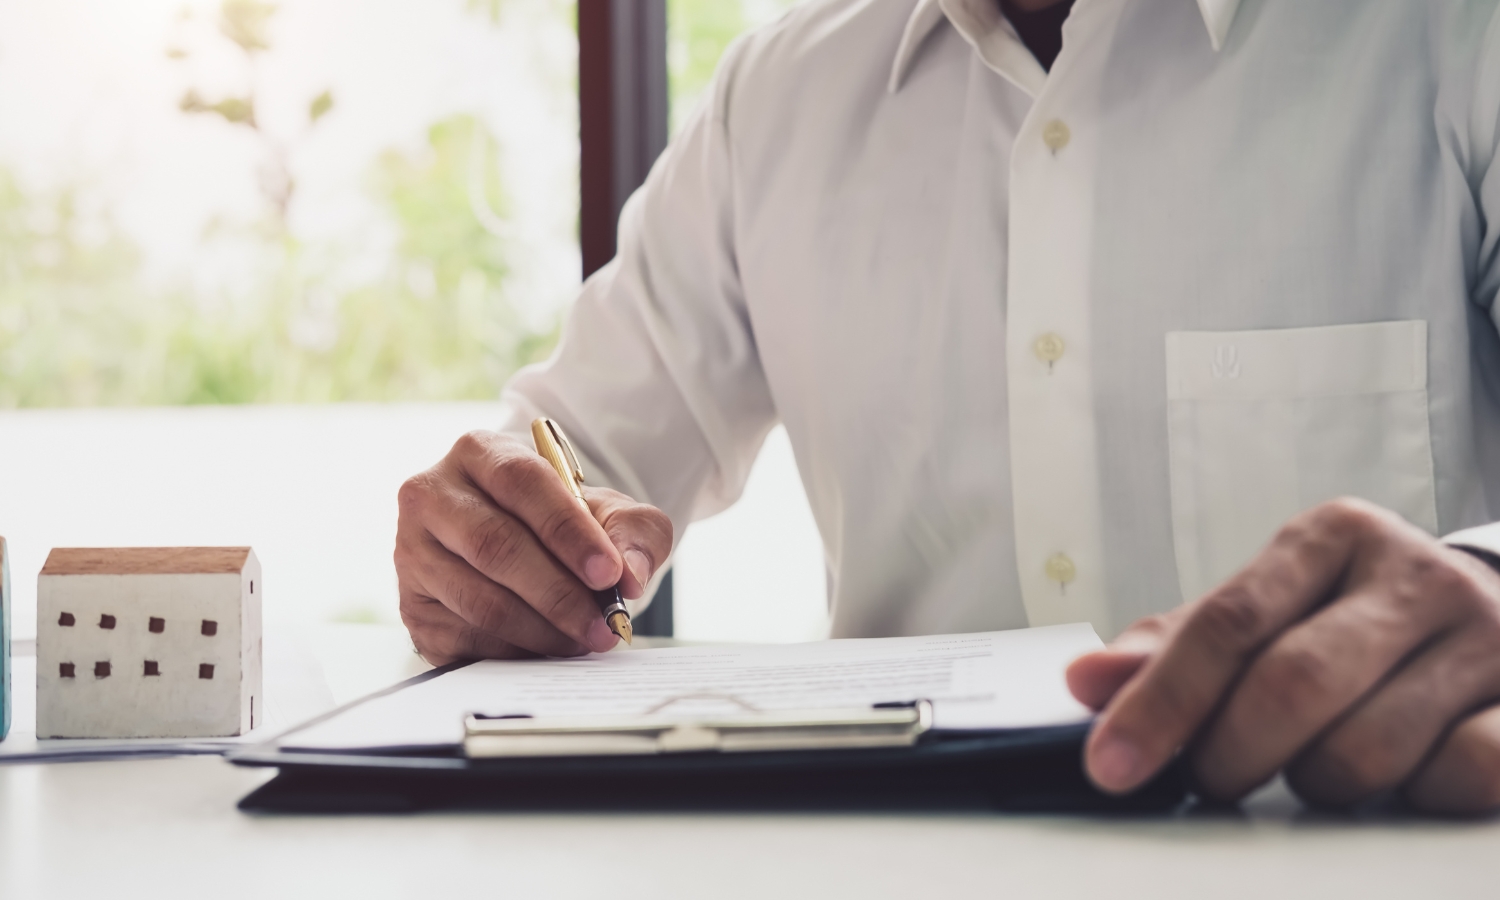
[0,536,10,741]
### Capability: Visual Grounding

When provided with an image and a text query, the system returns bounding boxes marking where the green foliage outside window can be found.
[0,113,551,407]
[0,0,792,409]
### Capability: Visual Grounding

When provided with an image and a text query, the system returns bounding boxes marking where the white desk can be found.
[2,626,1498,900]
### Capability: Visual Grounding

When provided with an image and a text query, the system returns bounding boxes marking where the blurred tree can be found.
[0,0,800,409]
[172,0,335,224]
[0,113,556,407]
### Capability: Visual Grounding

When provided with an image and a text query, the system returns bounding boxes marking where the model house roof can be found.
[41,547,253,576]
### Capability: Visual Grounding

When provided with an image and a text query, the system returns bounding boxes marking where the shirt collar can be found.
[888,0,1244,93]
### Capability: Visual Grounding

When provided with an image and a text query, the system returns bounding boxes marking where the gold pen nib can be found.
[608,611,633,645]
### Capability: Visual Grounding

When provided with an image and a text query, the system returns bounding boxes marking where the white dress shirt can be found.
[500,0,1500,639]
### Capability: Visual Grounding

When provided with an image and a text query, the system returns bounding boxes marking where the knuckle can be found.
[1290,733,1400,807]
[536,501,589,551]
[1251,645,1336,719]
[608,502,674,555]
[392,532,425,575]
[1127,613,1173,639]
[1271,515,1343,563]
[453,626,488,661]
[1314,496,1384,532]
[400,606,450,666]
[1408,716,1500,814]
[454,625,527,661]
[1187,584,1265,652]
[451,579,511,636]
[1285,768,1352,810]
[1274,497,1387,554]
[635,504,675,548]
[1128,612,1170,633]
[532,576,583,623]
[392,541,413,574]
[469,518,529,575]
[1446,720,1500,798]
[492,452,553,497]
[453,429,494,459]
[1422,556,1478,607]
[1472,756,1500,811]
[398,596,420,628]
[397,473,434,516]
[1381,546,1496,624]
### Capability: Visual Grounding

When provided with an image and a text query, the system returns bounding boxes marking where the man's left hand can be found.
[1066,498,1500,814]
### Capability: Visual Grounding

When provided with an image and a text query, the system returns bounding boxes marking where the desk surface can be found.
[2,626,1498,900]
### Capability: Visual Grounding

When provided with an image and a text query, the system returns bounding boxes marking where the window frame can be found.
[577,0,674,636]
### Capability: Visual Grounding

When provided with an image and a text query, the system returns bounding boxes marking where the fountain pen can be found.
[530,417,633,645]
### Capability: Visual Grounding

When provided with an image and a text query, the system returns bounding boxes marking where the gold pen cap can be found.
[531,418,588,505]
[532,417,635,644]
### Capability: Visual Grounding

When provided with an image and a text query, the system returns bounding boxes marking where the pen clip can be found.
[543,418,587,486]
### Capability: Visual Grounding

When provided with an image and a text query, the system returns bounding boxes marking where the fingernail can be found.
[586,616,617,653]
[584,553,616,589]
[624,549,652,587]
[1090,733,1143,792]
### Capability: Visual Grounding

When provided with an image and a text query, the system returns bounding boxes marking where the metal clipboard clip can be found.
[462,695,934,759]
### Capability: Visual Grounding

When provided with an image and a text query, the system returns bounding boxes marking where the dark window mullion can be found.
[577,0,673,637]
[578,0,668,280]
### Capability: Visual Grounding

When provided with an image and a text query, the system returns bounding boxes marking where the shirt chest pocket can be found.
[1165,320,1437,602]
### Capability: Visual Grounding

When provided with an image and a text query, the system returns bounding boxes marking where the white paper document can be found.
[281,623,1102,752]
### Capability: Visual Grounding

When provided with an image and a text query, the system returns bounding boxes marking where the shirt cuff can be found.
[1442,523,1500,563]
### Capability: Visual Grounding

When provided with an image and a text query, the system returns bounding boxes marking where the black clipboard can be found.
[230,664,1188,814]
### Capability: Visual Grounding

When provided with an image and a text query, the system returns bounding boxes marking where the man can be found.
[395,0,1500,813]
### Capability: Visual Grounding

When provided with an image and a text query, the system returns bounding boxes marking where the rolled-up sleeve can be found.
[497,36,778,565]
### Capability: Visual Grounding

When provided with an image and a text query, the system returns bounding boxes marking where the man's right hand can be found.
[395,430,673,665]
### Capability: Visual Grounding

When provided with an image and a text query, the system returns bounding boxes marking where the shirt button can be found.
[1044,553,1077,586]
[1042,119,1071,152]
[1033,333,1066,364]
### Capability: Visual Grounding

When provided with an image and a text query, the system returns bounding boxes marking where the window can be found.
[0,0,820,643]
[0,0,579,407]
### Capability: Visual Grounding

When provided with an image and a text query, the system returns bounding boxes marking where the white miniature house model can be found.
[37,547,262,739]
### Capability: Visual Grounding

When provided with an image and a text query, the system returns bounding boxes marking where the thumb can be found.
[1066,615,1176,711]
[585,487,674,600]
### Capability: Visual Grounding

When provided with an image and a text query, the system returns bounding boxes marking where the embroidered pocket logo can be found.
[1212,344,1241,379]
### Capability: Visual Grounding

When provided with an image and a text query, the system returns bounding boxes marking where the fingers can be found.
[1066,615,1174,711]
[395,429,676,662]
[1190,582,1462,801]
[1084,502,1366,794]
[451,431,623,591]
[400,590,536,667]
[1405,703,1500,814]
[587,487,673,599]
[1286,620,1500,808]
[401,532,591,659]
[410,473,617,653]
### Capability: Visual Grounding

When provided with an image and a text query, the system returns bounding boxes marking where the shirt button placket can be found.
[1008,99,1110,632]
[1042,119,1071,153]
[1045,553,1077,593]
[1033,332,1065,370]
